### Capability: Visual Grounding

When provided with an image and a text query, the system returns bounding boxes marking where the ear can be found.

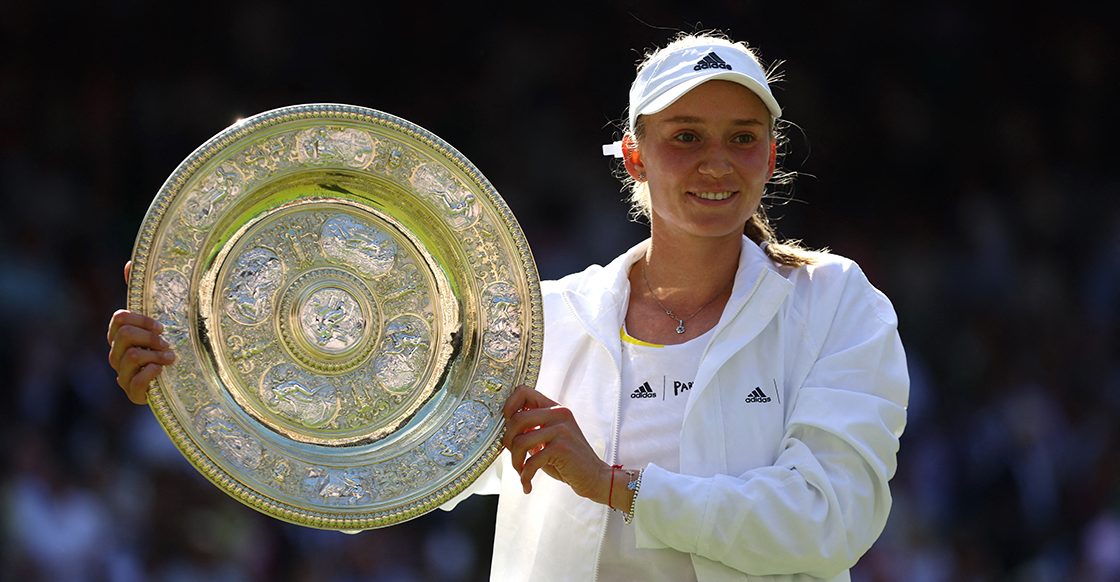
[767,139,777,179]
[621,135,645,181]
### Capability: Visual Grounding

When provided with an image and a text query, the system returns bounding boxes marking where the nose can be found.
[697,146,734,178]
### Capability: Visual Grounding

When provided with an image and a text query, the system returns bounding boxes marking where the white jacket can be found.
[453,237,909,581]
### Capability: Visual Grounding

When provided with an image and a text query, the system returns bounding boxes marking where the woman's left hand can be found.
[502,385,612,503]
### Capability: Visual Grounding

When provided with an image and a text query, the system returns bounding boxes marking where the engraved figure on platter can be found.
[320,215,397,278]
[261,364,340,428]
[372,314,429,395]
[370,140,417,182]
[483,282,522,362]
[151,269,190,345]
[181,163,244,229]
[304,467,373,504]
[241,134,291,178]
[424,401,490,467]
[281,220,318,267]
[196,406,263,470]
[270,458,291,486]
[226,334,272,374]
[224,247,284,324]
[372,451,437,501]
[409,163,479,230]
[295,126,374,168]
[298,288,365,352]
[471,372,510,412]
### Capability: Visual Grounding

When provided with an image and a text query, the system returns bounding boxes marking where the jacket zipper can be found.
[592,350,625,582]
[594,320,725,581]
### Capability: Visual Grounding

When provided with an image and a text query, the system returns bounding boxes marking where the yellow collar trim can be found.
[620,326,664,348]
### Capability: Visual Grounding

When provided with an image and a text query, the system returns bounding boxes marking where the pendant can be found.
[675,320,685,334]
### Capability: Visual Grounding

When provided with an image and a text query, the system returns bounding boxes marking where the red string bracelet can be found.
[609,464,623,509]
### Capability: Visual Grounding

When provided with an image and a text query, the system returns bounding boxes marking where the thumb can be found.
[124,261,132,284]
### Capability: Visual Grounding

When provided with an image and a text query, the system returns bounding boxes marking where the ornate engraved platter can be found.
[128,104,542,530]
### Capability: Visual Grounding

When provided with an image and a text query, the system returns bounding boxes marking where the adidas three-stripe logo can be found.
[694,52,733,71]
[744,387,772,404]
[631,381,657,399]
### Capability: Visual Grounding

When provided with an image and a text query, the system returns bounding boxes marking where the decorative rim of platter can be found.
[128,103,542,530]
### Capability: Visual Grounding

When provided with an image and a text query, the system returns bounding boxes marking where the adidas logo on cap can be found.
[694,52,733,71]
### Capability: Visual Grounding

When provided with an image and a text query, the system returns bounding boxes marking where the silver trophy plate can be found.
[128,104,542,530]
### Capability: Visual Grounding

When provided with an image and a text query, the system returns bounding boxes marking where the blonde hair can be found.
[620,32,821,268]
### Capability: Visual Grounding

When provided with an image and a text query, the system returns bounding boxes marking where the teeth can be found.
[693,191,733,201]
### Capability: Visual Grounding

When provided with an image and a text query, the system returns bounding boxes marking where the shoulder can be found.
[538,262,621,327]
[783,251,898,328]
[540,238,646,299]
[540,264,606,313]
[541,264,606,298]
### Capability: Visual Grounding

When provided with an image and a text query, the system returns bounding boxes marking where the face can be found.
[628,80,774,242]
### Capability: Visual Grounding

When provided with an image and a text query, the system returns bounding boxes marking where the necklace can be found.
[641,263,730,334]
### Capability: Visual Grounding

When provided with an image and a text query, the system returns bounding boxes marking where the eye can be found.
[673,131,700,143]
[731,133,757,145]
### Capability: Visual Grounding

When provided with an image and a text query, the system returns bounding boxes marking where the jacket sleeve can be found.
[632,264,909,578]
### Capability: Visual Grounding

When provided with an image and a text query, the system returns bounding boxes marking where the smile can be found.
[690,191,735,201]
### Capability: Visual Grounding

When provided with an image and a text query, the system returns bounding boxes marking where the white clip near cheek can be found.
[602,141,624,158]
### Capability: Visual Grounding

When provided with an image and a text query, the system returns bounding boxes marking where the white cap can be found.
[630,39,780,131]
[603,38,782,158]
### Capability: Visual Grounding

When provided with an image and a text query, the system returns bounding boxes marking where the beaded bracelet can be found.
[624,468,643,525]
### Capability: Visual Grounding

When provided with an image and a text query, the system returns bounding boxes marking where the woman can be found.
[108,33,908,581]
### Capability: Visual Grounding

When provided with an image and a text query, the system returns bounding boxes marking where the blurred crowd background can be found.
[2,1,1118,580]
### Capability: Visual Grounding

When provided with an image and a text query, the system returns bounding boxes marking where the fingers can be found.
[503,405,573,448]
[503,405,561,488]
[114,343,176,397]
[124,260,132,284]
[114,342,176,383]
[518,444,555,494]
[504,417,561,469]
[107,309,162,346]
[125,363,165,405]
[108,308,175,405]
[501,387,610,498]
[108,317,169,367]
[507,423,573,494]
[502,384,558,419]
[502,404,587,495]
[511,426,607,500]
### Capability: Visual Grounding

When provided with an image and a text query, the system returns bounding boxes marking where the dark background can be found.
[3,1,1118,580]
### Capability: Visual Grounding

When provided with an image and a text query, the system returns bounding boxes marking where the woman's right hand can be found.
[106,261,176,404]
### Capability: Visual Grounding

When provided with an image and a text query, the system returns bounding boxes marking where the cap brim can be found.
[637,72,782,121]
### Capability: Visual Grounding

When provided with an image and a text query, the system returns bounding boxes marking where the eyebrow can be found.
[660,115,765,126]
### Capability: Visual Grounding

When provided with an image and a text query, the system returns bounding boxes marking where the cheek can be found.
[643,150,689,179]
[742,148,773,178]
